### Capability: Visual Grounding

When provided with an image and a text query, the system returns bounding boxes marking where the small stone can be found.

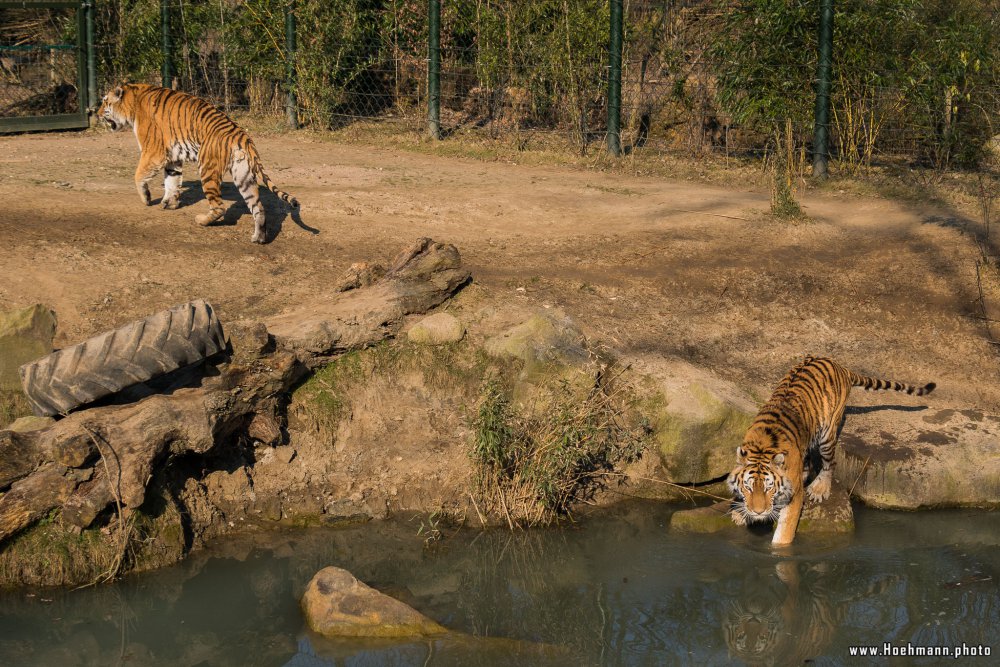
[301,567,447,638]
[407,312,465,345]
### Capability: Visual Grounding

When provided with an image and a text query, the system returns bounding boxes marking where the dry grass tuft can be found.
[0,389,31,430]
[471,368,649,527]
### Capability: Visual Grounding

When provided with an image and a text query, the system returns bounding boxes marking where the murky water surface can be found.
[1,503,997,666]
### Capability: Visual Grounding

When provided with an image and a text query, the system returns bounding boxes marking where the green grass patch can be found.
[0,512,120,588]
[291,339,504,442]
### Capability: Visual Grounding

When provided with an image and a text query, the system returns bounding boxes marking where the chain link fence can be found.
[3,0,999,173]
[0,2,90,131]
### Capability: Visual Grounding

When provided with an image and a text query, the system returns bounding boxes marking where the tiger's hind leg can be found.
[231,149,266,243]
[194,160,226,227]
[161,160,183,210]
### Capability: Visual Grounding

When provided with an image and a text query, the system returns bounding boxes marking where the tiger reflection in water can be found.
[723,561,894,666]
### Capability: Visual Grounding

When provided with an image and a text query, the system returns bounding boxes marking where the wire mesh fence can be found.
[2,0,999,173]
[0,4,84,119]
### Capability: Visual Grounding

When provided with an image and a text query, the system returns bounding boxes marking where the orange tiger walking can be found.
[728,356,934,545]
[98,84,298,243]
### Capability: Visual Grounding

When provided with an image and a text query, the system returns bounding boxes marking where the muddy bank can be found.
[3,276,997,588]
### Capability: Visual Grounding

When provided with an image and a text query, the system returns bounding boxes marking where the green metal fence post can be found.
[161,0,172,88]
[84,0,96,114]
[285,1,298,129]
[812,0,833,177]
[427,0,441,140]
[607,0,623,156]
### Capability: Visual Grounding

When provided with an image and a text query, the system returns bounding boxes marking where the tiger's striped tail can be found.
[848,369,936,396]
[247,143,299,209]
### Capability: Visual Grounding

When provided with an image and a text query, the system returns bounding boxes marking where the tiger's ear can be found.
[112,85,123,99]
[772,453,786,468]
[736,445,747,461]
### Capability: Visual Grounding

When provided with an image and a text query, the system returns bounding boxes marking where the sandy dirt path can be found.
[1,129,997,414]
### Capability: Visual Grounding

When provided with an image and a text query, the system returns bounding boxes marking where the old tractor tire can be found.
[19,299,226,417]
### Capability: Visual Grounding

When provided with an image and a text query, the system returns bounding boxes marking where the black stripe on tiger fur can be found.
[727,356,934,545]
[97,83,299,243]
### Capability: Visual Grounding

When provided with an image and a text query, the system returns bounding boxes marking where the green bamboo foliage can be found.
[709,0,999,169]
[74,0,998,168]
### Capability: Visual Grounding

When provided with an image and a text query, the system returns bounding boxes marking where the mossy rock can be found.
[797,481,854,535]
[5,415,55,433]
[484,310,587,366]
[0,304,56,392]
[670,502,738,534]
[628,356,757,486]
[837,409,1000,509]
[0,521,117,587]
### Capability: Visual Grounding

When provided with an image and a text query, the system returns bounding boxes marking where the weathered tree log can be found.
[0,238,470,545]
[267,237,470,363]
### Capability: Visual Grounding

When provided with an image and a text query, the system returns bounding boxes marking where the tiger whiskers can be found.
[730,501,781,525]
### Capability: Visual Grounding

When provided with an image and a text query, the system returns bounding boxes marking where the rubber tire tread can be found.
[18,299,225,416]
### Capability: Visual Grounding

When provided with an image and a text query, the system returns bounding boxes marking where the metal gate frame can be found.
[0,1,93,133]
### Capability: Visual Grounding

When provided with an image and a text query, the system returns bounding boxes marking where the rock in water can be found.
[0,304,56,392]
[301,567,448,638]
[797,480,854,534]
[670,480,854,536]
[408,312,465,345]
[669,501,736,533]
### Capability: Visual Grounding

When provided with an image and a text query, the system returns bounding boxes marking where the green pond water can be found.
[0,502,997,666]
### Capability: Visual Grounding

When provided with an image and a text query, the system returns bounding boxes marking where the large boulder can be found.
[622,355,757,500]
[408,312,465,345]
[836,407,1000,509]
[301,567,447,638]
[670,480,854,536]
[0,304,56,391]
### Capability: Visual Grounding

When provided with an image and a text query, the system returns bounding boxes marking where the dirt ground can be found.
[1,128,998,419]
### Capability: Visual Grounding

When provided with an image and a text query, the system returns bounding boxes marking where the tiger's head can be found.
[723,597,782,663]
[727,442,793,525]
[97,84,133,132]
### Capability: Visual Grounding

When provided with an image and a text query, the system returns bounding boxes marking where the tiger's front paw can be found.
[806,473,832,503]
[161,195,180,210]
[138,186,152,206]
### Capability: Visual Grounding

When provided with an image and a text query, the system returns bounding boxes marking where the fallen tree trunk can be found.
[0,238,470,545]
